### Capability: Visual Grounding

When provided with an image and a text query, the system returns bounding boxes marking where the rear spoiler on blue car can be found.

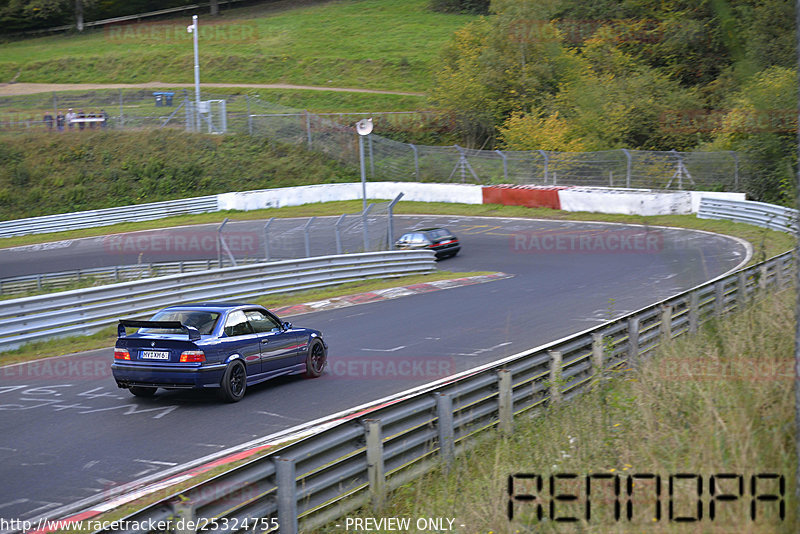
[118,320,201,341]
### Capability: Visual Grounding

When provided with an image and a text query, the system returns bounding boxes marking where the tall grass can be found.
[320,290,796,533]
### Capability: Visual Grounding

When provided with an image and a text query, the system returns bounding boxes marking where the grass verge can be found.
[0,0,472,92]
[1,200,793,263]
[320,289,796,533]
[0,270,492,366]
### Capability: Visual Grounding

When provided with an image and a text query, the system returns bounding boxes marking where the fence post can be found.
[246,95,252,135]
[497,369,513,436]
[435,392,455,468]
[361,204,373,252]
[627,317,640,365]
[335,214,346,254]
[264,218,274,261]
[305,111,313,150]
[759,264,768,291]
[688,291,699,333]
[660,304,672,341]
[119,89,124,130]
[303,217,316,258]
[364,419,385,511]
[495,150,508,182]
[537,150,548,183]
[591,332,604,373]
[548,350,562,403]
[621,148,632,188]
[276,457,298,534]
[731,151,739,191]
[171,499,195,534]
[368,134,375,178]
[387,193,404,250]
[609,171,613,187]
[410,143,420,180]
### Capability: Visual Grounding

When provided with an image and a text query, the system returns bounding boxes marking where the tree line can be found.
[430,0,797,204]
[0,0,229,33]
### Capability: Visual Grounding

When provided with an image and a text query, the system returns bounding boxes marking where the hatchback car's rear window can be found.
[140,310,220,335]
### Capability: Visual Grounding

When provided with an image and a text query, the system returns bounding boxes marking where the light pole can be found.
[187,15,201,132]
[356,118,373,211]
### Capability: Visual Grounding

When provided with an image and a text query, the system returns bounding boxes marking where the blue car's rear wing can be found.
[118,320,201,341]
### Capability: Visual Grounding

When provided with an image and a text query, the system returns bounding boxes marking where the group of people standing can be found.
[43,108,109,131]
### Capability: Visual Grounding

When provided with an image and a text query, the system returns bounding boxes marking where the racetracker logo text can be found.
[511,230,663,254]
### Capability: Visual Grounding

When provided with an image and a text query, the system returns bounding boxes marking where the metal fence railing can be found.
[83,247,794,534]
[0,195,219,238]
[0,91,746,192]
[0,250,435,352]
[0,259,266,298]
[698,197,798,233]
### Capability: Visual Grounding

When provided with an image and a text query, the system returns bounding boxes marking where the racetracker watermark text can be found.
[511,230,663,254]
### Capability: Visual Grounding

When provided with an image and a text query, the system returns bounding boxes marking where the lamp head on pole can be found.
[356,118,373,136]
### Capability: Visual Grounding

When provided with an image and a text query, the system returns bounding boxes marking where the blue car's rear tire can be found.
[219,360,247,403]
[304,338,326,378]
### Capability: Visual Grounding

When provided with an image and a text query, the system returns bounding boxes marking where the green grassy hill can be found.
[0,0,474,93]
[0,130,357,220]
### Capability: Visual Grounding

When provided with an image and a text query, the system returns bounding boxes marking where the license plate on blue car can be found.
[141,350,170,360]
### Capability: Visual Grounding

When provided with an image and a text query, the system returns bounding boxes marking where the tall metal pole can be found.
[359,134,367,211]
[190,15,201,132]
[793,0,800,504]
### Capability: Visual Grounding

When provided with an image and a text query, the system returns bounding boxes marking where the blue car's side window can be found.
[224,310,254,337]
[245,310,282,333]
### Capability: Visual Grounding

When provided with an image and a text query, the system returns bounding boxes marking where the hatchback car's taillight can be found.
[180,350,205,363]
[114,348,131,360]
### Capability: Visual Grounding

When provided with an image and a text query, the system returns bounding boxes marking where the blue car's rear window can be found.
[140,310,220,335]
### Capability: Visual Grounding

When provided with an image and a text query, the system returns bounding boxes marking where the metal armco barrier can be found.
[0,251,435,352]
[0,259,263,297]
[698,197,798,233]
[82,248,793,534]
[0,196,218,239]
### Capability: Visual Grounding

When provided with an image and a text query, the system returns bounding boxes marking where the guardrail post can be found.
[364,419,385,511]
[435,392,455,468]
[714,281,725,316]
[275,457,298,534]
[688,291,699,334]
[548,350,562,403]
[627,317,640,365]
[737,271,747,306]
[773,259,785,288]
[171,499,195,534]
[759,264,768,291]
[660,305,672,341]
[497,369,513,436]
[591,333,604,374]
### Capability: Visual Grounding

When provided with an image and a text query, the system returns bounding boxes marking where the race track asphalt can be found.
[0,215,749,521]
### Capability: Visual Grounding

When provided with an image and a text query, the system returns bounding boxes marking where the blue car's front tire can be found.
[219,360,247,403]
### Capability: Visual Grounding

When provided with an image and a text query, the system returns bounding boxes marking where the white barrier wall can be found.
[557,187,746,216]
[217,182,484,211]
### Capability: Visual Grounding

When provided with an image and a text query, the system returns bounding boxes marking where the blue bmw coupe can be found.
[112,303,327,402]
